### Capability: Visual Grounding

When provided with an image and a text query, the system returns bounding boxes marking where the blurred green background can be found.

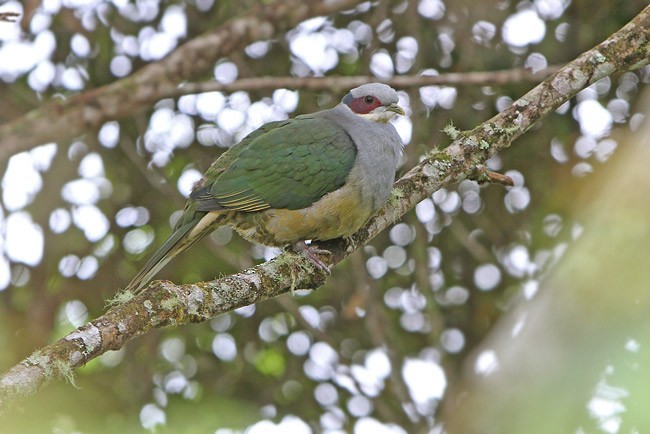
[0,0,648,432]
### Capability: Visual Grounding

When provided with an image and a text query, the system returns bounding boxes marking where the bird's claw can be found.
[292,241,332,274]
[343,236,357,253]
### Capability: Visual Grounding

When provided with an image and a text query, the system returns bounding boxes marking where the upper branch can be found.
[170,66,561,96]
[0,3,648,413]
[0,0,367,163]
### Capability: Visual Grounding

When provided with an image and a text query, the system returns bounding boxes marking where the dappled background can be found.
[0,0,649,432]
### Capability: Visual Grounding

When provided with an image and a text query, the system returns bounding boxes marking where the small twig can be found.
[0,12,19,22]
[473,165,515,187]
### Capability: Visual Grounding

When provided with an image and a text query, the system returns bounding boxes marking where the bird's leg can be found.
[291,240,332,275]
[343,236,357,253]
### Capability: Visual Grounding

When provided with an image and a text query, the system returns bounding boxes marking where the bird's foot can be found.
[292,241,332,274]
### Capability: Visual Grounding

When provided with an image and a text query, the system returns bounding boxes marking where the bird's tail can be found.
[125,211,226,293]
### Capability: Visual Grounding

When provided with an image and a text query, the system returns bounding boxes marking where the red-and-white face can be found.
[342,84,405,123]
[346,94,383,114]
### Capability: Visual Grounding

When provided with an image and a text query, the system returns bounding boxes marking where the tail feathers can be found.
[124,211,226,293]
[125,221,196,293]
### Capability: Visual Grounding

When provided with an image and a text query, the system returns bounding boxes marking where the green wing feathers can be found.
[192,117,357,212]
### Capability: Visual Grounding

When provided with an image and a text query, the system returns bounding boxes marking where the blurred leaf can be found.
[254,347,286,378]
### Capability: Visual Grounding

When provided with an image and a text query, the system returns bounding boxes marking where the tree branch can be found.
[0,0,367,164]
[0,12,19,23]
[171,66,561,96]
[1,3,648,412]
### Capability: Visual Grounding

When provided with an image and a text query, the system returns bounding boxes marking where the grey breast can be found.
[318,104,403,213]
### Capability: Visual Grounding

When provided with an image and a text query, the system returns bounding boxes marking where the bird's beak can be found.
[386,103,405,116]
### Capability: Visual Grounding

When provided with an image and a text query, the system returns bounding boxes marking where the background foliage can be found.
[0,0,648,432]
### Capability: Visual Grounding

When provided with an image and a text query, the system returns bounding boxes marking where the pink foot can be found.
[292,241,331,274]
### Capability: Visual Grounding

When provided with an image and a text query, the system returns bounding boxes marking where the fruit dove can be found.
[126,83,404,292]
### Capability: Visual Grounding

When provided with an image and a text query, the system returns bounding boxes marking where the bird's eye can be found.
[364,95,374,104]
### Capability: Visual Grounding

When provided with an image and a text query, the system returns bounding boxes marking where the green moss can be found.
[502,125,522,136]
[53,359,78,388]
[428,149,452,162]
[105,290,134,308]
[161,297,182,312]
[431,159,452,177]
[476,171,490,183]
[389,187,405,206]
[442,121,460,139]
[590,51,606,64]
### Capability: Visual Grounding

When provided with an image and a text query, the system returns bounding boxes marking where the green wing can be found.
[192,116,357,212]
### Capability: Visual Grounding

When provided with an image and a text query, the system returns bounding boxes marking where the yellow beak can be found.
[387,103,406,116]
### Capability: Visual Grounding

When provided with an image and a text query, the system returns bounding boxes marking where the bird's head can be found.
[342,83,405,123]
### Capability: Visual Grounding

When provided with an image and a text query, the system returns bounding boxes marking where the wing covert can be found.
[193,116,357,212]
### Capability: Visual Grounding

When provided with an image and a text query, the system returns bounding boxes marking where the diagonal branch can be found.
[1,3,648,412]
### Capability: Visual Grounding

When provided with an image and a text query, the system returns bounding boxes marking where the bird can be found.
[125,82,405,293]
